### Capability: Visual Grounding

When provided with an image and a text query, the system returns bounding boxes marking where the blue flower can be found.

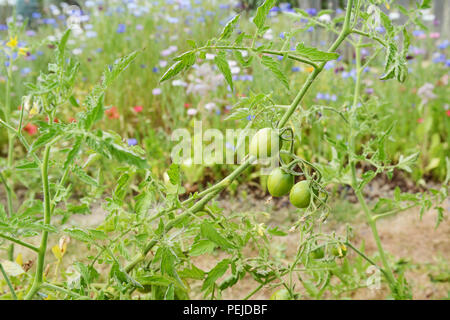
[305,8,317,16]
[32,12,41,19]
[127,138,138,146]
[375,26,385,34]
[21,67,31,76]
[412,30,425,37]
[152,67,159,73]
[246,115,255,121]
[0,24,8,31]
[86,31,98,38]
[438,40,449,50]
[291,66,301,72]
[117,24,126,33]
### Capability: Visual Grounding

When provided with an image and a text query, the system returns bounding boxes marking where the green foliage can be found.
[0,0,448,301]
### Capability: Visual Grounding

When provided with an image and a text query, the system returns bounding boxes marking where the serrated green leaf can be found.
[160,60,184,82]
[190,239,217,256]
[253,0,276,30]
[260,55,289,89]
[202,259,230,291]
[30,128,61,152]
[219,15,240,40]
[295,42,339,61]
[64,228,92,243]
[167,163,181,186]
[214,51,233,91]
[200,221,235,249]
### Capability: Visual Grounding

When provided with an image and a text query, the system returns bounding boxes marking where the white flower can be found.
[420,9,435,22]
[205,53,215,60]
[263,29,273,40]
[159,60,168,67]
[231,66,241,74]
[228,60,237,67]
[187,108,198,116]
[389,11,400,20]
[72,48,83,55]
[172,79,187,87]
[204,102,217,111]
[417,83,436,104]
[318,14,332,23]
[152,88,162,95]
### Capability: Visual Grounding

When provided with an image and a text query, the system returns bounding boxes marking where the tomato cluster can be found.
[250,128,318,209]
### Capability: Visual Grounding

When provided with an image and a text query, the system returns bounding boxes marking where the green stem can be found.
[0,172,13,218]
[195,45,318,68]
[0,262,17,300]
[24,145,52,300]
[41,283,90,300]
[278,0,354,128]
[349,43,397,294]
[0,232,40,252]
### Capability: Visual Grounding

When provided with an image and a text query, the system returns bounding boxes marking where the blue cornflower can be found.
[0,24,8,31]
[127,138,138,146]
[305,8,317,16]
[117,24,126,33]
[86,31,97,38]
[291,67,301,72]
[438,40,449,50]
[375,26,385,34]
[21,67,31,76]
[152,67,159,73]
[32,12,41,19]
[246,115,255,121]
[412,30,425,37]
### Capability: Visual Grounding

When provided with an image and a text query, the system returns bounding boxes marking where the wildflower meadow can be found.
[0,0,449,307]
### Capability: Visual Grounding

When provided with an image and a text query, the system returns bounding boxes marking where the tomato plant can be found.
[0,0,448,301]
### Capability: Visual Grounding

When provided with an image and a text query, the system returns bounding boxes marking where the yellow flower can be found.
[6,36,18,49]
[29,101,40,116]
[18,47,29,56]
[385,3,390,10]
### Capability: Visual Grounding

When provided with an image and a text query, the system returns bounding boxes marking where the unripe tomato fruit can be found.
[267,168,294,197]
[249,128,280,159]
[331,243,348,258]
[289,180,311,208]
[270,288,291,300]
[309,247,325,260]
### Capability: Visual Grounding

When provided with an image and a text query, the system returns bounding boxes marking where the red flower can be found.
[68,117,77,123]
[133,105,143,113]
[45,116,59,123]
[23,123,38,135]
[105,106,120,119]
[446,110,450,117]
[184,103,191,109]
[417,118,424,124]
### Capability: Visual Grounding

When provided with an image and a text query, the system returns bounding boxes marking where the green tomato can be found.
[289,180,311,208]
[309,247,325,260]
[270,288,291,300]
[267,168,294,197]
[249,128,280,159]
[331,243,348,258]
